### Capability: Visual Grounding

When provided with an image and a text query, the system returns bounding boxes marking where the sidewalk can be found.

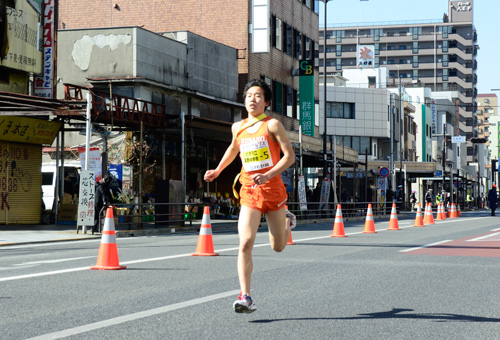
[0,219,239,247]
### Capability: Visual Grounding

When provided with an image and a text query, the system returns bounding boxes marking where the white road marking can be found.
[14,256,95,266]
[466,232,500,242]
[399,240,452,253]
[26,289,240,340]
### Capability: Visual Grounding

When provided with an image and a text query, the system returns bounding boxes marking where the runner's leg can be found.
[237,205,261,295]
[265,206,289,252]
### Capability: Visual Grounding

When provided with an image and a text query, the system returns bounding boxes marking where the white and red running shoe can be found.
[233,293,257,313]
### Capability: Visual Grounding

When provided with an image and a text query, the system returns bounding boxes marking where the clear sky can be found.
[319,0,497,95]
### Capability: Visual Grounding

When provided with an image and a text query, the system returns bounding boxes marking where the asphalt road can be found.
[1,211,500,340]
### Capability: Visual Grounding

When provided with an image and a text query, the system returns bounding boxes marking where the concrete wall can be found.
[57,27,238,102]
[164,31,238,101]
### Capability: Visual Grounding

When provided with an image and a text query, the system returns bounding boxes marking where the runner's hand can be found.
[204,170,219,182]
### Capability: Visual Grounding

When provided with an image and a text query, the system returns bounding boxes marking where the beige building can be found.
[320,0,478,164]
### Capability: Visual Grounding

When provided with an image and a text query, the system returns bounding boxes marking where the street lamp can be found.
[321,0,331,182]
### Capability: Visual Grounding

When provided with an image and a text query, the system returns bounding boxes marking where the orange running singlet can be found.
[236,117,287,213]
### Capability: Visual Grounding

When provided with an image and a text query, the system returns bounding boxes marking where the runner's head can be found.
[243,79,272,103]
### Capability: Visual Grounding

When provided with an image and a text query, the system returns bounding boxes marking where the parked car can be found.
[42,163,80,210]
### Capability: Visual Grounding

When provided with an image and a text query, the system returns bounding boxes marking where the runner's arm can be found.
[204,122,241,182]
[257,119,295,182]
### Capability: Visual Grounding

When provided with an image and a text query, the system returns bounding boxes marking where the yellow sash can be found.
[232,114,267,199]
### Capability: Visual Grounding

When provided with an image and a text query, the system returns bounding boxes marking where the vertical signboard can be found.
[431,100,436,135]
[77,170,95,226]
[299,59,315,137]
[34,0,54,98]
[298,175,308,211]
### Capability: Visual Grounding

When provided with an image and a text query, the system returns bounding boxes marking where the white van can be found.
[42,162,81,210]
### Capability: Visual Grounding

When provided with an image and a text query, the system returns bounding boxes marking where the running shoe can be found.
[285,209,297,229]
[233,294,256,313]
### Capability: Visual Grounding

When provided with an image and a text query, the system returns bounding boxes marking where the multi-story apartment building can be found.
[477,94,498,158]
[320,0,478,163]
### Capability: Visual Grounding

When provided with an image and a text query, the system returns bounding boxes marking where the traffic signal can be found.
[470,137,487,143]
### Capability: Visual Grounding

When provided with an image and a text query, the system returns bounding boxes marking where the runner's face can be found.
[245,86,269,116]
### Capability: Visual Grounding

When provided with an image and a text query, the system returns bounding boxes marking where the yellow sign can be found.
[1,1,43,74]
[0,116,61,145]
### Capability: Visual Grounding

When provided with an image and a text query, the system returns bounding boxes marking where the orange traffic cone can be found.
[192,206,219,256]
[423,203,429,224]
[387,203,400,230]
[457,204,462,217]
[413,203,425,227]
[286,205,296,245]
[330,204,347,237]
[447,203,451,218]
[440,203,447,220]
[362,204,376,233]
[90,207,126,270]
[450,203,458,218]
[426,203,435,225]
[435,203,445,221]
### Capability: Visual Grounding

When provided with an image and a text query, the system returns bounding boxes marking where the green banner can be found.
[299,60,314,137]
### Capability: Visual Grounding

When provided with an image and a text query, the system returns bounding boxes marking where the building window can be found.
[409,27,422,39]
[336,58,342,70]
[285,85,293,117]
[442,68,448,81]
[413,69,419,80]
[413,41,419,54]
[442,40,448,52]
[304,36,312,59]
[340,136,372,155]
[272,16,282,51]
[284,23,293,56]
[442,54,448,67]
[326,102,355,119]
[336,30,345,43]
[413,55,419,68]
[294,29,302,60]
[336,44,342,57]
[374,56,379,68]
[374,43,379,55]
[273,81,283,114]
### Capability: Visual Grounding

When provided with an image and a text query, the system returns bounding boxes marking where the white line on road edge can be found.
[399,240,452,253]
[0,216,486,282]
[466,232,500,242]
[26,289,241,340]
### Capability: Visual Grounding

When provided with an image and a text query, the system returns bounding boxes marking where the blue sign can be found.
[436,170,442,177]
[379,167,389,178]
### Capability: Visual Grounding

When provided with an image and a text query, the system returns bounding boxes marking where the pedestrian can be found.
[488,185,498,216]
[94,174,113,233]
[410,190,417,211]
[204,79,296,314]
[425,189,432,204]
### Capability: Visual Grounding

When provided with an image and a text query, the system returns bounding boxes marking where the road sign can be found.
[448,163,453,169]
[379,167,389,178]
[451,136,466,143]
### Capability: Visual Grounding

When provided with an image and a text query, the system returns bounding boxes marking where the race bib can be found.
[241,139,273,171]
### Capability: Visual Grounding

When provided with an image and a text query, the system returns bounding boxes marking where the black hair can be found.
[243,79,272,103]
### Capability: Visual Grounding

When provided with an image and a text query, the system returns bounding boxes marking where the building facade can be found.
[320,0,478,163]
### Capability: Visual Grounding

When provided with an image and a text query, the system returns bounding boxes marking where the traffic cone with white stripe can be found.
[362,204,376,233]
[330,204,347,237]
[450,203,458,218]
[413,203,425,227]
[435,203,444,221]
[90,207,126,270]
[425,203,435,225]
[387,203,400,230]
[286,205,296,245]
[457,204,462,217]
[192,206,219,256]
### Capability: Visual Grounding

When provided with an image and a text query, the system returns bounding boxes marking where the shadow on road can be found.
[250,307,500,323]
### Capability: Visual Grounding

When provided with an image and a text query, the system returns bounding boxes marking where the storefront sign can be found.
[0,116,61,145]
[34,0,55,98]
